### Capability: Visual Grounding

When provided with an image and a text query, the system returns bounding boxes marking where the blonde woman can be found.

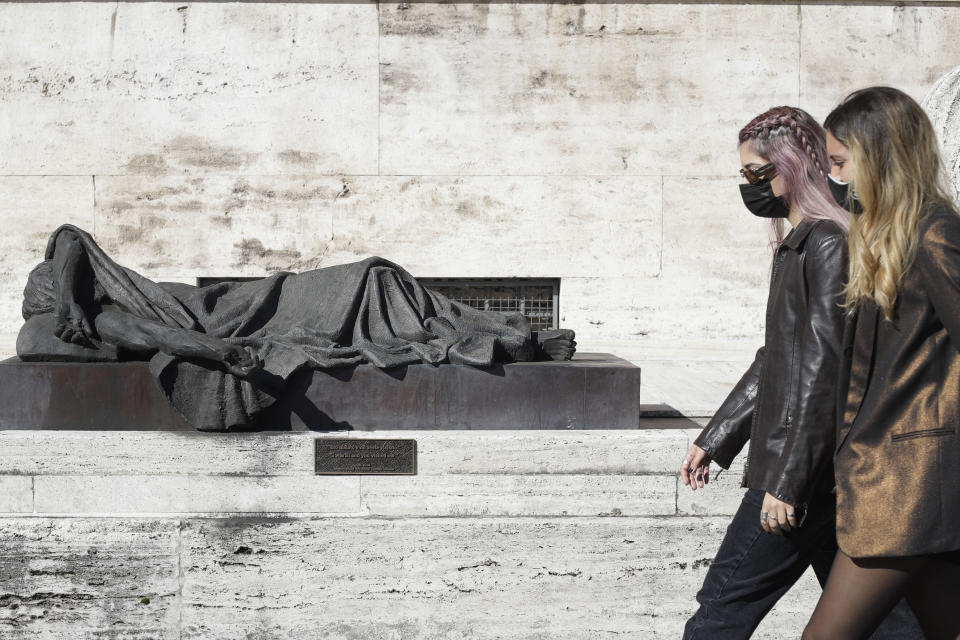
[803,87,960,639]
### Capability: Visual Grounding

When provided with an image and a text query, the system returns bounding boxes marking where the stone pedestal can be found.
[0,353,641,431]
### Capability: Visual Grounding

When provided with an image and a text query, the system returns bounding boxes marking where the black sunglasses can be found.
[740,162,778,185]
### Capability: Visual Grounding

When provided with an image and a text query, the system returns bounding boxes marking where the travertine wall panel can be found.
[324,175,662,278]
[4,2,960,356]
[361,474,676,517]
[0,515,822,640]
[0,430,827,637]
[800,4,960,122]
[0,477,32,513]
[179,516,817,639]
[0,3,379,176]
[34,475,360,515]
[0,519,180,639]
[561,275,765,343]
[0,430,688,476]
[379,3,799,176]
[94,175,339,276]
[924,64,960,197]
[176,516,728,639]
[0,177,96,343]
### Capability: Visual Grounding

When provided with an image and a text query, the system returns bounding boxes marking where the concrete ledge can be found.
[361,474,677,517]
[33,475,360,516]
[0,430,693,476]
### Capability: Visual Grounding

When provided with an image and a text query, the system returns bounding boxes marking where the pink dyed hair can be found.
[739,106,851,248]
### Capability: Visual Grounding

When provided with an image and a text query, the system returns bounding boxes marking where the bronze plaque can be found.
[314,438,417,475]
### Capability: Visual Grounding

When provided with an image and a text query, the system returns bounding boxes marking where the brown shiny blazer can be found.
[836,205,960,558]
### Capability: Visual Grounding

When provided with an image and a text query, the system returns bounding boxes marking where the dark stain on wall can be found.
[234,238,302,266]
[164,136,259,170]
[381,4,490,39]
[124,154,169,175]
[276,150,325,168]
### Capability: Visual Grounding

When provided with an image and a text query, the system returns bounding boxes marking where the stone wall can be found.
[924,64,960,198]
[0,427,832,639]
[3,2,960,355]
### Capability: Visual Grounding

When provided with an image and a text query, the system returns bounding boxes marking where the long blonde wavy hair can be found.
[824,87,954,320]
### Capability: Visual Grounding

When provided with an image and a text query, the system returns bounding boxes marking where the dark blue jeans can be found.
[682,488,923,640]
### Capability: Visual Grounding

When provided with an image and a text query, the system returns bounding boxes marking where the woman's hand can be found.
[680,444,712,491]
[761,492,798,535]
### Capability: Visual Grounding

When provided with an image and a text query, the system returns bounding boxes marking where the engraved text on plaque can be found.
[314,438,417,475]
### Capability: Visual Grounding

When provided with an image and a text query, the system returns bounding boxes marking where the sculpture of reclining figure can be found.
[17,225,576,430]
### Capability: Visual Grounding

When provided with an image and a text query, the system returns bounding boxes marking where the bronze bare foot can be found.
[54,300,93,346]
[535,328,577,361]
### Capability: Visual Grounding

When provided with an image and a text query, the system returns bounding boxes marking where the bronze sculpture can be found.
[17,225,576,430]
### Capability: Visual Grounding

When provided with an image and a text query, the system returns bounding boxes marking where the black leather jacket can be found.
[694,218,848,509]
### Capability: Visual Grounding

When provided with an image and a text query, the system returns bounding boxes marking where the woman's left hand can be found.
[760,492,798,535]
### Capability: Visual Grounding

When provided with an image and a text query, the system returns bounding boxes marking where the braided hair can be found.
[739,107,827,179]
[738,105,850,248]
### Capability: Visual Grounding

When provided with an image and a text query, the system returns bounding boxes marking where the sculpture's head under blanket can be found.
[22,260,56,320]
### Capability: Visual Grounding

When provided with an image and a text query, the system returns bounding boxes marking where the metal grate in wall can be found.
[419,278,559,332]
[196,277,262,288]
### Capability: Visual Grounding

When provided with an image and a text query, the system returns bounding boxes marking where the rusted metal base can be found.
[0,353,641,431]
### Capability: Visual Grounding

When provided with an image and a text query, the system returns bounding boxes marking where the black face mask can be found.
[827,175,863,215]
[739,181,790,219]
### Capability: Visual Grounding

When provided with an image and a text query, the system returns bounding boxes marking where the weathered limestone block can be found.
[556,175,774,346]
[361,474,676,517]
[178,516,729,639]
[323,175,662,279]
[0,514,822,639]
[398,429,689,475]
[0,518,179,639]
[87,173,661,301]
[380,3,798,176]
[0,3,378,175]
[0,176,96,340]
[0,177,96,268]
[0,430,688,477]
[636,360,754,418]
[561,275,765,345]
[94,175,339,276]
[0,476,32,513]
[800,4,960,121]
[33,475,360,516]
[923,64,960,197]
[661,177,772,290]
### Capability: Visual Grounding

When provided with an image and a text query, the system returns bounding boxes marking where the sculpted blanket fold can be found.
[21,225,544,431]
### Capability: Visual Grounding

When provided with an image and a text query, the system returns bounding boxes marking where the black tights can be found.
[802,550,960,640]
